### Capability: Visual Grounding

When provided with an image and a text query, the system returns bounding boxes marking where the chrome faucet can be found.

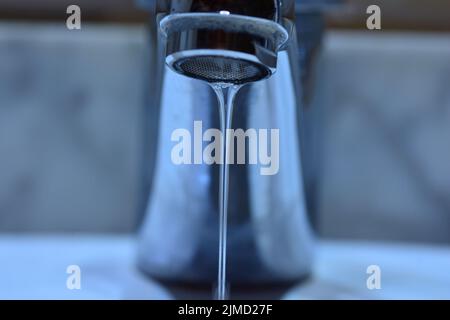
[136,0,336,295]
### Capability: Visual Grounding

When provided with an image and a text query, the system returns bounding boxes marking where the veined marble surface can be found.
[0,235,448,300]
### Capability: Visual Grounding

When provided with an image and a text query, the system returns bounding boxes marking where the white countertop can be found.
[0,235,449,300]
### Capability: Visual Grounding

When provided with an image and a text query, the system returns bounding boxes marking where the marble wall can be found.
[0,23,146,232]
[314,31,450,243]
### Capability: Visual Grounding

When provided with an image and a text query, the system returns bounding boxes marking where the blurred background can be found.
[0,0,450,299]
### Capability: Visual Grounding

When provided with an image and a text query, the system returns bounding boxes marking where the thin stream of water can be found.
[211,83,243,301]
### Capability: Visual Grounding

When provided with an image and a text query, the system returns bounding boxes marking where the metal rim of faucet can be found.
[160,13,289,84]
[167,49,273,84]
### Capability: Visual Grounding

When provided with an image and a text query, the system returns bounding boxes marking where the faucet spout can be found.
[157,0,293,85]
